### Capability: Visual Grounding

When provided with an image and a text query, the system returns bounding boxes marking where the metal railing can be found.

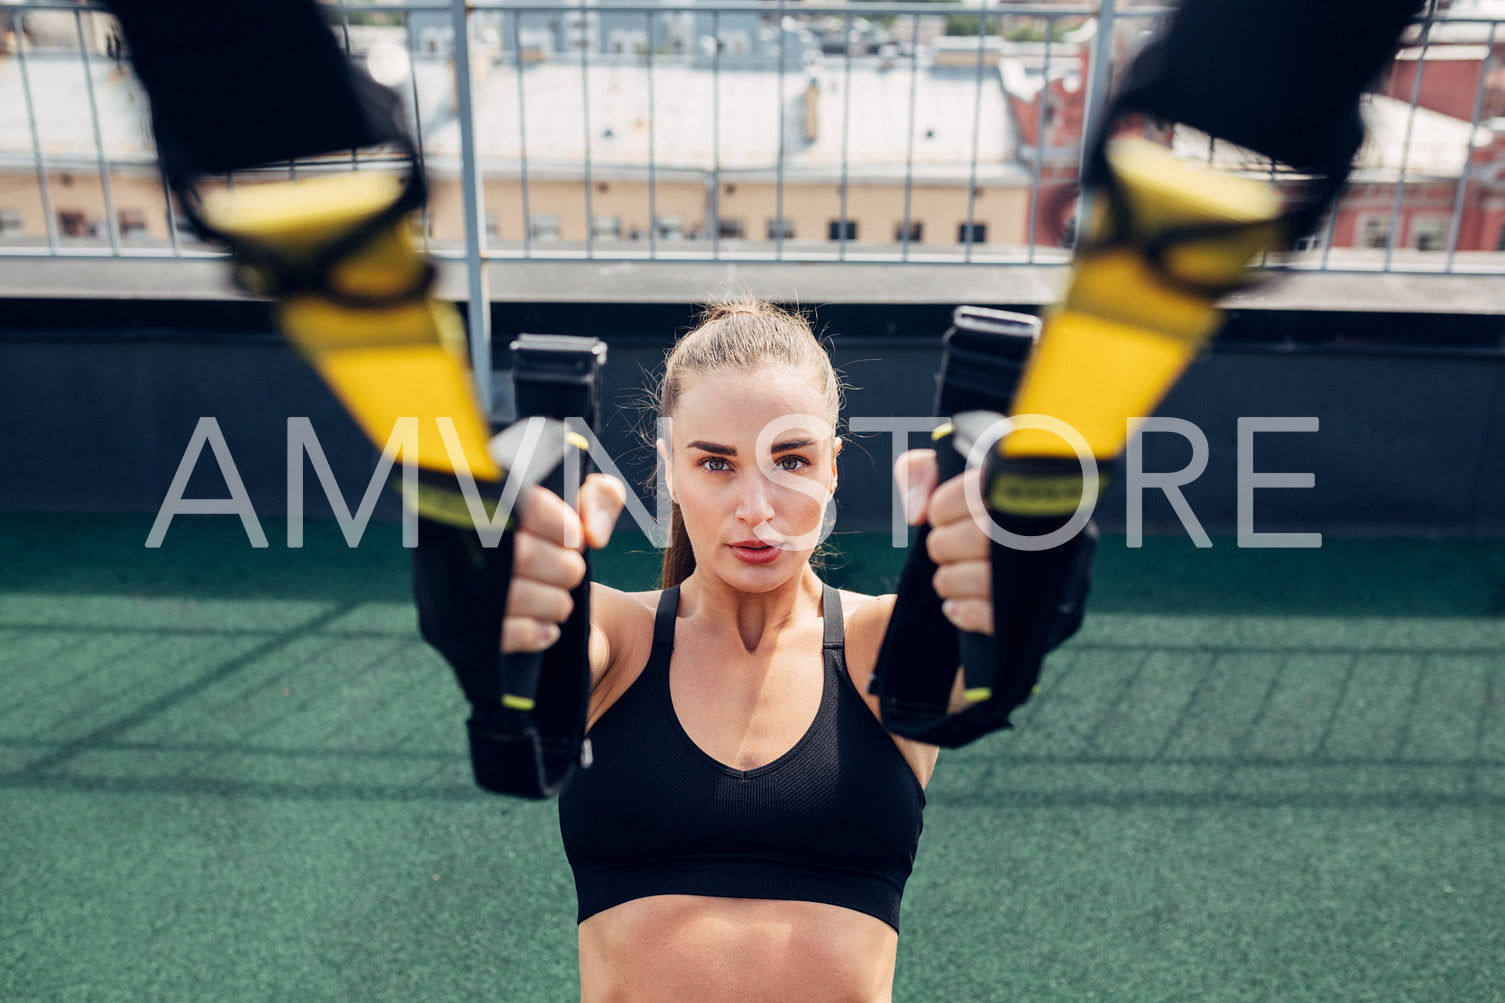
[2,0,1502,274]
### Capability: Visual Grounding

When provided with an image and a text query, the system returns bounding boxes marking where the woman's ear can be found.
[656,437,676,503]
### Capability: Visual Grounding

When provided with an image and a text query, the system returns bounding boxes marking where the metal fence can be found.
[3,1,1503,276]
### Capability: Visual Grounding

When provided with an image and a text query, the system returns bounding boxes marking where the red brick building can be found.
[1008,19,1505,256]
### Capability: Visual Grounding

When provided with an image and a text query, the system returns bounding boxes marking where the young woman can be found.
[502,302,994,1002]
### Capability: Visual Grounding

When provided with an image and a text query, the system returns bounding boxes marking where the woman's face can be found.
[660,362,840,592]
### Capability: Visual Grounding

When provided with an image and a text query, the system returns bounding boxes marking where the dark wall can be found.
[3,299,1504,540]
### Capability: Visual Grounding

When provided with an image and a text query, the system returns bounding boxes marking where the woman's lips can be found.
[729,541,781,565]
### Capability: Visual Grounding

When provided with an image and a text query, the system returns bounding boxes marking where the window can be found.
[767,218,796,240]
[1357,216,1390,250]
[607,29,647,55]
[1288,215,1327,253]
[530,214,561,241]
[485,212,500,239]
[118,209,148,239]
[894,221,922,243]
[1059,210,1078,249]
[717,218,745,240]
[828,220,857,241]
[0,209,22,235]
[957,222,987,244]
[721,30,752,56]
[407,215,433,239]
[1412,216,1448,252]
[58,211,96,238]
[592,215,621,240]
[656,216,684,240]
[168,211,208,244]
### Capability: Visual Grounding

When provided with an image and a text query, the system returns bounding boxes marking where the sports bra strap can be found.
[652,585,681,648]
[821,583,843,650]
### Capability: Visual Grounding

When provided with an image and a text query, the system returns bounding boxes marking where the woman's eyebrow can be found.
[685,437,817,456]
[686,439,735,456]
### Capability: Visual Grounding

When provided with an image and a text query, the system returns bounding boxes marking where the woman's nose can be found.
[736,472,776,525]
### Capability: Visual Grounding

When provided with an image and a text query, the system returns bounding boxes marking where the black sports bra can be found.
[558,583,925,933]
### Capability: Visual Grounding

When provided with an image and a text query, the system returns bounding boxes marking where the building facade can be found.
[5,5,1505,261]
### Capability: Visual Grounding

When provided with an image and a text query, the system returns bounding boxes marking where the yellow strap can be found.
[1005,137,1279,462]
[201,175,500,481]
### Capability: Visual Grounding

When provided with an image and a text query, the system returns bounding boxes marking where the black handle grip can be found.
[495,424,586,712]
[934,421,998,703]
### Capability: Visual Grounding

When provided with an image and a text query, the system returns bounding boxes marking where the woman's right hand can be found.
[501,473,627,654]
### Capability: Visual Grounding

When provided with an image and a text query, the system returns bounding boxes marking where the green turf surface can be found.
[2,514,1503,1001]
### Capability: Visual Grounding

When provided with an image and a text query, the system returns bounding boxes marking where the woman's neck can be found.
[677,567,824,654]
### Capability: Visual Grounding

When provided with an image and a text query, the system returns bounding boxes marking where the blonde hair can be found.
[655,300,843,589]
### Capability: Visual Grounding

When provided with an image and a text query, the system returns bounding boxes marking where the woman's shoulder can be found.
[591,581,664,617]
[834,588,896,636]
[591,582,663,651]
[832,588,896,671]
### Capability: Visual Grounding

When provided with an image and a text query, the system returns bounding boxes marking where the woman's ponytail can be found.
[659,503,696,589]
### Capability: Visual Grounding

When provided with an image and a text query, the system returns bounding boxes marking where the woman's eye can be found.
[776,455,809,472]
[701,456,729,472]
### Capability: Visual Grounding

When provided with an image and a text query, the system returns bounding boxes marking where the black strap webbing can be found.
[105,0,410,177]
[1085,0,1425,252]
[104,0,427,307]
[420,335,607,800]
[869,308,1097,747]
[1106,0,1425,182]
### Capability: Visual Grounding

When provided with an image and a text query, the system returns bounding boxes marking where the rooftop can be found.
[1171,94,1496,182]
[0,51,156,168]
[1,48,1023,182]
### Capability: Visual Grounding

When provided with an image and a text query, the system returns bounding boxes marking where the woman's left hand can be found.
[895,449,993,636]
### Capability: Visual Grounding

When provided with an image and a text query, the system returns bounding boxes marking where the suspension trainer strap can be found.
[869,309,1097,747]
[416,336,608,799]
[483,336,607,796]
[1082,0,1426,287]
[106,0,603,797]
[105,0,428,308]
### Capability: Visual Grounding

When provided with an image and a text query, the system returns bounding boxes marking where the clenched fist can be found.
[894,449,993,636]
[501,473,627,654]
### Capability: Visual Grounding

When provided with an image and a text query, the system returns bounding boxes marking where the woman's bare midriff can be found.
[577,895,899,1003]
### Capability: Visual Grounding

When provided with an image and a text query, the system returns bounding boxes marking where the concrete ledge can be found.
[6,253,1505,313]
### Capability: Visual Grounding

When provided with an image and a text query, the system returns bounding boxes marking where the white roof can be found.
[1,50,1023,183]
[1400,1,1505,45]
[1355,93,1489,179]
[424,57,1021,181]
[0,53,157,166]
[1170,94,1490,181]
